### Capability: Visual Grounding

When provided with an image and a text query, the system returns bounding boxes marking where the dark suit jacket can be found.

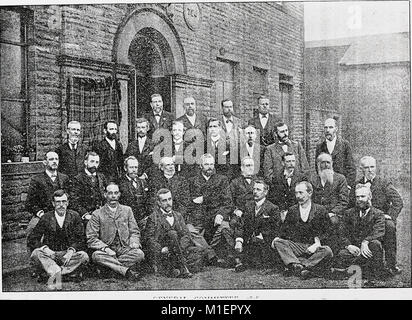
[25,172,70,216]
[144,110,174,139]
[119,176,149,222]
[148,171,190,217]
[187,172,234,227]
[172,140,199,179]
[234,199,281,246]
[280,203,330,245]
[352,176,404,220]
[92,139,124,182]
[315,137,356,188]
[69,171,107,216]
[125,137,155,178]
[87,204,141,250]
[311,172,349,216]
[229,175,256,212]
[56,143,88,179]
[263,139,310,182]
[340,206,385,248]
[221,115,245,137]
[27,209,85,252]
[144,209,193,251]
[176,112,208,137]
[248,113,282,147]
[269,170,308,211]
[206,133,240,180]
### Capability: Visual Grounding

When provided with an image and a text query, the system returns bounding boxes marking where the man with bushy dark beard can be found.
[70,151,107,223]
[310,152,349,253]
[336,184,387,286]
[92,120,124,183]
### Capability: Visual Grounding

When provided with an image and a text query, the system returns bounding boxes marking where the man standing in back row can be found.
[315,118,356,189]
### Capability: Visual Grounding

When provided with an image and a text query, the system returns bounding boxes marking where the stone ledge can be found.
[1,161,44,176]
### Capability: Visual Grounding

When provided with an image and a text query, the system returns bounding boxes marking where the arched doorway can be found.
[129,27,173,115]
[114,8,186,142]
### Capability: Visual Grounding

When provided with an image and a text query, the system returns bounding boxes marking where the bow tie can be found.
[164,212,173,218]
[154,114,161,117]
[365,180,373,184]
[226,119,233,124]
[244,177,252,184]
[261,114,267,118]
[247,141,253,147]
[50,174,57,178]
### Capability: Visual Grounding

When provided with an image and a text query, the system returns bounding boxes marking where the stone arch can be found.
[113,7,187,75]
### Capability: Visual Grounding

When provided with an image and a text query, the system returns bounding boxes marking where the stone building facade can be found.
[1,3,304,240]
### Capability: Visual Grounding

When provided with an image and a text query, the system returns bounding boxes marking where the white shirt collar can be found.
[85,168,96,176]
[186,113,196,123]
[360,207,371,217]
[326,136,337,153]
[54,211,66,228]
[46,169,57,179]
[299,202,312,222]
[202,173,211,181]
[255,198,266,208]
[211,135,220,143]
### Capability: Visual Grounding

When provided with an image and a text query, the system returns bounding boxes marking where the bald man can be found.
[315,118,356,189]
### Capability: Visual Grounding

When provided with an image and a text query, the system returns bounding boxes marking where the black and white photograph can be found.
[0,0,410,299]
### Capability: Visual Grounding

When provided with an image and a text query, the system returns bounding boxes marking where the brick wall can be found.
[2,3,305,240]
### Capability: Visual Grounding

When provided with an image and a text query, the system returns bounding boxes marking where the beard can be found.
[88,166,97,173]
[106,132,117,140]
[319,168,334,185]
[277,134,289,144]
[203,168,214,177]
[356,200,370,210]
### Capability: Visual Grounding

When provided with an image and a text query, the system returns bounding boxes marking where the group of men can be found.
[25,93,404,288]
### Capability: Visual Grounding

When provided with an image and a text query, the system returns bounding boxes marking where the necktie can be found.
[360,209,368,218]
[71,143,76,150]
[90,175,96,184]
[245,177,252,184]
[132,179,138,189]
[50,174,57,182]
[248,141,253,147]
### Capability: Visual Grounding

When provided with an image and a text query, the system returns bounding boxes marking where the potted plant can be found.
[11,144,24,162]
[28,146,36,161]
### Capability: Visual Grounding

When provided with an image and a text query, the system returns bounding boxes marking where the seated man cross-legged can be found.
[272,181,333,279]
[28,189,89,288]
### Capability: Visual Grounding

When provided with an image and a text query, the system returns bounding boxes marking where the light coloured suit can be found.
[86,204,144,276]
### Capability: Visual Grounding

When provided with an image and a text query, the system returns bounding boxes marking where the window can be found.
[279,73,293,125]
[215,58,236,108]
[252,66,268,114]
[1,7,31,161]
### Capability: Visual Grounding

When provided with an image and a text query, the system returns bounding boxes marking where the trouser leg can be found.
[273,238,308,266]
[30,248,61,277]
[116,246,145,269]
[92,250,129,276]
[187,224,216,260]
[383,219,397,268]
[54,251,89,275]
[304,246,333,270]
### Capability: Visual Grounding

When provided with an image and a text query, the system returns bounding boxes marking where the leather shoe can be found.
[290,263,304,276]
[300,269,314,280]
[179,269,193,278]
[388,266,402,276]
[235,262,247,273]
[125,268,141,281]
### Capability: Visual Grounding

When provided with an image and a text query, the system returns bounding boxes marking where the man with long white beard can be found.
[310,152,349,253]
